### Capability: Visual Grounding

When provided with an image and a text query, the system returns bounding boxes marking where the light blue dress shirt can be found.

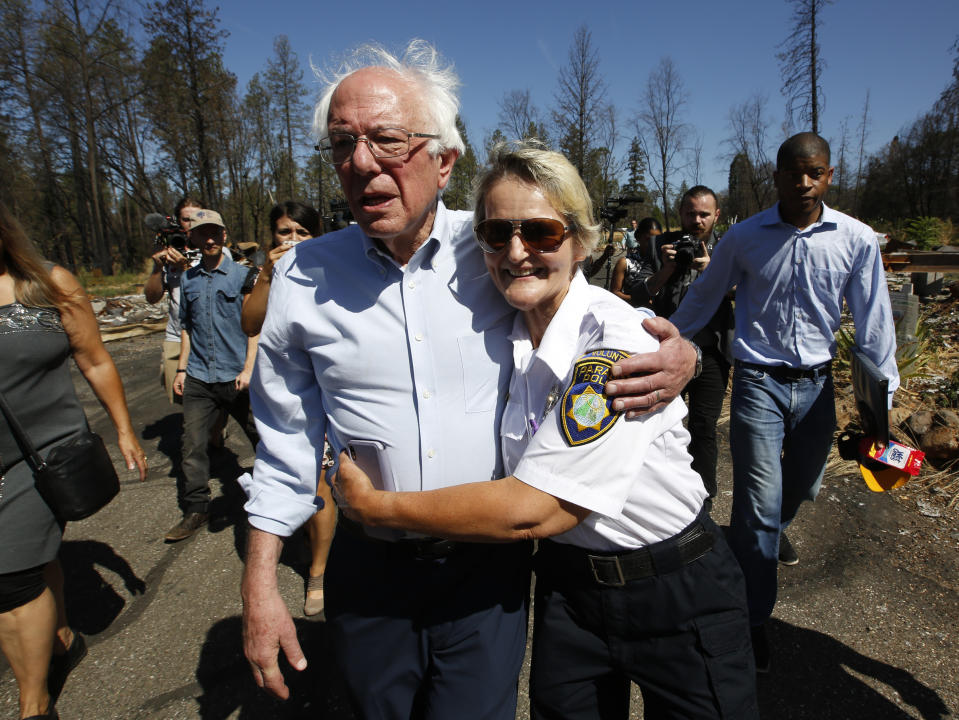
[178,253,252,383]
[670,203,899,399]
[245,202,516,537]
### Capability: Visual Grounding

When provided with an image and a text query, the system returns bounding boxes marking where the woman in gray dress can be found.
[0,203,147,719]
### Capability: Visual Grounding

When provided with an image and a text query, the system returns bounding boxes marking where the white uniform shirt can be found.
[508,273,707,551]
[245,202,515,537]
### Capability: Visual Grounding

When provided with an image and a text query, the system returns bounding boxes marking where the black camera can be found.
[599,192,644,223]
[321,200,355,234]
[599,203,628,223]
[144,213,189,251]
[671,234,701,269]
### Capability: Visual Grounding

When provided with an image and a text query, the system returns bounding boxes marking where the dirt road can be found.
[1,329,956,719]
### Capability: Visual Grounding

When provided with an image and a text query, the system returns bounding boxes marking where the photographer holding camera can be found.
[144,197,203,405]
[632,186,734,505]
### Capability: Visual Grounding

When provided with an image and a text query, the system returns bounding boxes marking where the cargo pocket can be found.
[695,609,759,718]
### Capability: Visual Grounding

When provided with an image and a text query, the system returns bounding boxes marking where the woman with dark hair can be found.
[241,201,320,337]
[241,201,334,617]
[0,203,147,719]
[610,217,662,306]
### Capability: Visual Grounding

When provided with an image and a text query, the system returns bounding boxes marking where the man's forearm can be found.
[144,265,164,303]
[242,526,284,598]
[179,330,191,370]
[244,335,260,374]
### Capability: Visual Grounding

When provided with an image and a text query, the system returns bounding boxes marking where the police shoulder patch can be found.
[561,348,631,446]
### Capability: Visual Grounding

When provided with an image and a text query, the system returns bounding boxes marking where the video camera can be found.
[598,192,644,224]
[144,213,189,252]
[322,200,354,234]
[671,234,703,269]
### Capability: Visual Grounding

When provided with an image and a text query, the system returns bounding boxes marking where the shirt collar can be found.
[509,271,591,381]
[766,201,839,231]
[197,251,233,276]
[362,199,450,274]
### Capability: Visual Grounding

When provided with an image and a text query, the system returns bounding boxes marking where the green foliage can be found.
[833,325,855,371]
[77,269,146,298]
[904,217,952,249]
[834,310,933,386]
[895,314,934,384]
[859,107,958,223]
[445,116,478,211]
[939,369,959,409]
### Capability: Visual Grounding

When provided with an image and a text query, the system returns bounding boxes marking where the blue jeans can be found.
[727,363,835,626]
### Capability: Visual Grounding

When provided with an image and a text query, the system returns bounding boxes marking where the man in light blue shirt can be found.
[240,41,698,718]
[624,218,639,250]
[670,132,899,672]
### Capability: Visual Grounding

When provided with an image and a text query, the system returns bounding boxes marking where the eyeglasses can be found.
[474,218,569,254]
[315,128,440,165]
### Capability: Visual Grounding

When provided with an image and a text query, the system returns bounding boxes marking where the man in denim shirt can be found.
[167,209,259,542]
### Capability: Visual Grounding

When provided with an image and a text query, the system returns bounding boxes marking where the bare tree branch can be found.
[637,57,688,228]
[776,0,832,133]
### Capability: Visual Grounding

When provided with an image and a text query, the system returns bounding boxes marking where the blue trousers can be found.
[727,364,835,626]
[325,528,532,720]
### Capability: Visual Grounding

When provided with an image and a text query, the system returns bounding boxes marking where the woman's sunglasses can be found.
[474,218,569,254]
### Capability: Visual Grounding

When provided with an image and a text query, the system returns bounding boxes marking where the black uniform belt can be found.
[338,514,461,560]
[538,518,714,587]
[735,359,832,381]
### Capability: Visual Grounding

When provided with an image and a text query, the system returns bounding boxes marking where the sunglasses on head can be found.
[473,218,569,254]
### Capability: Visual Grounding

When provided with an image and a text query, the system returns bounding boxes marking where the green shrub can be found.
[904,217,951,250]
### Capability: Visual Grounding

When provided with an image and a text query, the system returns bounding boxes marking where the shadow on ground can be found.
[136,615,355,719]
[141,411,184,476]
[757,619,950,719]
[60,539,146,635]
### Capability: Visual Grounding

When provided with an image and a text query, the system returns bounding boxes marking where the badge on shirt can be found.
[561,348,630,446]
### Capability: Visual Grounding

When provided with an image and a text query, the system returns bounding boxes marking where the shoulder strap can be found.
[0,388,45,473]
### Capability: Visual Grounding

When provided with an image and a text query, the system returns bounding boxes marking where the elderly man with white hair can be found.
[241,40,696,719]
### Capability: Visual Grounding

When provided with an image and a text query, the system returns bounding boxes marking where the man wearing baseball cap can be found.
[167,209,260,541]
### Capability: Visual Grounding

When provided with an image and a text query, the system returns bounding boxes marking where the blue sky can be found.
[216,0,957,194]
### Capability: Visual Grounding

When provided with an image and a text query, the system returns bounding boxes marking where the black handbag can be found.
[0,389,119,522]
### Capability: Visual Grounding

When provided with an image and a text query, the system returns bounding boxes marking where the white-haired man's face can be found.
[328,67,457,253]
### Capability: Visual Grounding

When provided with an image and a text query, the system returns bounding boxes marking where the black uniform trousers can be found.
[325,526,533,720]
[529,511,758,720]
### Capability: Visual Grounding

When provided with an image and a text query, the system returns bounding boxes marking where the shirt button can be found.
[414,333,423,342]
[427,449,435,459]
[408,280,416,289]
[423,390,431,399]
